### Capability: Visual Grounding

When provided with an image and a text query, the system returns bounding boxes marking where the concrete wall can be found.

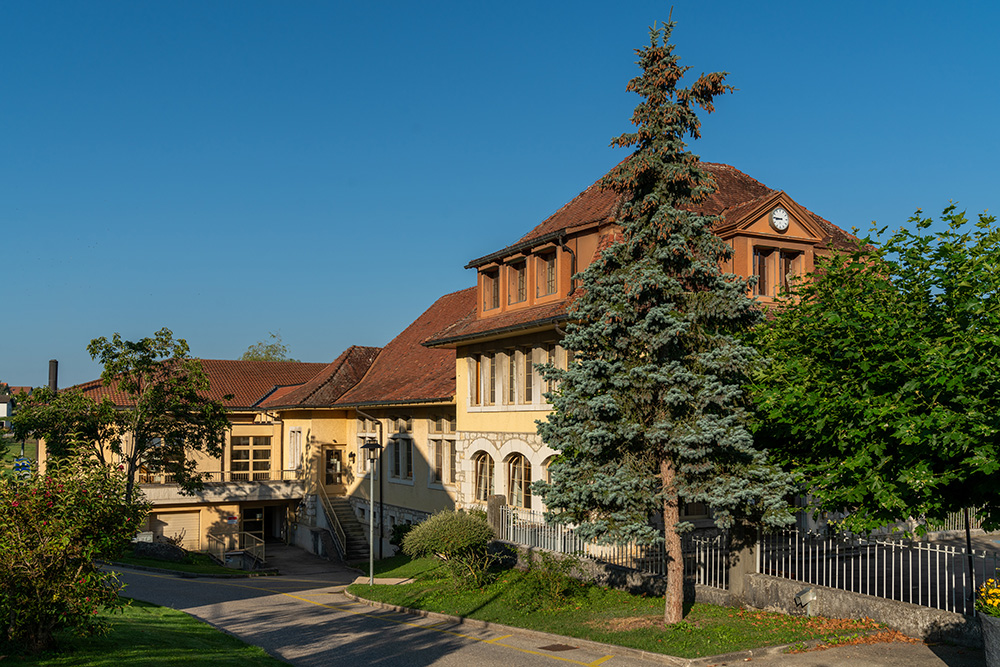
[742,574,981,647]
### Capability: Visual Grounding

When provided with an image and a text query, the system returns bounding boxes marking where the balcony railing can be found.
[138,469,304,485]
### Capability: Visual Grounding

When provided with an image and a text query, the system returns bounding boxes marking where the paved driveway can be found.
[113,545,985,667]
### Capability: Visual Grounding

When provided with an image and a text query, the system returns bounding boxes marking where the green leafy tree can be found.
[240,332,298,362]
[82,328,232,503]
[10,387,115,462]
[535,19,793,624]
[0,448,150,654]
[751,206,1000,534]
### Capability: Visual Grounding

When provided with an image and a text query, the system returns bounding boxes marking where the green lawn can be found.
[1,599,287,666]
[115,551,238,576]
[348,556,884,659]
[2,437,36,464]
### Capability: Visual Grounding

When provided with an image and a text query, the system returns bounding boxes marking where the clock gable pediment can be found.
[717,191,826,244]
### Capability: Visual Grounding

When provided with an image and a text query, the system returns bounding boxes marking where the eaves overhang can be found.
[423,314,570,349]
[465,230,567,269]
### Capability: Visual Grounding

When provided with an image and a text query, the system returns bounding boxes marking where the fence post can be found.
[727,523,758,604]
[486,495,507,537]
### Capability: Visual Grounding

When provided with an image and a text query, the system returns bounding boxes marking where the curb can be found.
[342,589,834,666]
[103,561,280,579]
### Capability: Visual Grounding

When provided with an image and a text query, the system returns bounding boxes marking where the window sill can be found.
[468,403,552,413]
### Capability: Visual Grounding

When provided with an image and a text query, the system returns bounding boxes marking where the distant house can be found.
[0,384,32,432]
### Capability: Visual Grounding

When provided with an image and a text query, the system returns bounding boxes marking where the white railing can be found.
[139,469,303,484]
[925,507,987,533]
[498,506,729,590]
[759,528,1000,615]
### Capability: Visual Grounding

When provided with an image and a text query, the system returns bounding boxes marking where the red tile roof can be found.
[260,346,381,409]
[334,288,477,407]
[73,360,329,409]
[467,162,858,267]
[424,297,572,347]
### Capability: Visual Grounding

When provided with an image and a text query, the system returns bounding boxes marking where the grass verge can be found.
[347,556,886,659]
[0,599,286,666]
[116,552,237,576]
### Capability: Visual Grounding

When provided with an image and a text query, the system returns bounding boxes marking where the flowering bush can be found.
[0,449,150,653]
[977,577,1000,618]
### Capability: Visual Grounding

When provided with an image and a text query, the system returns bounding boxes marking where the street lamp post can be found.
[360,437,382,586]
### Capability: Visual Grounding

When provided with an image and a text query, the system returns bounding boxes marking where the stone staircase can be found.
[324,496,371,563]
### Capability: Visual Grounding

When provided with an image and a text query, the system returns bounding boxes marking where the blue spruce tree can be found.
[536,19,792,624]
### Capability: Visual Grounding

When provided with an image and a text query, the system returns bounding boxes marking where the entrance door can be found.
[324,448,344,486]
[242,507,264,546]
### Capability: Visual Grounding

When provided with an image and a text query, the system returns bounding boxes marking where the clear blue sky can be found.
[3,1,998,388]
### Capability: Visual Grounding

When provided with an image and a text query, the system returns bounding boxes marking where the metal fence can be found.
[759,528,1000,615]
[498,506,729,590]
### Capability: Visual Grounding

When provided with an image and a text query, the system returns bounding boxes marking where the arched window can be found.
[507,454,531,508]
[473,452,494,502]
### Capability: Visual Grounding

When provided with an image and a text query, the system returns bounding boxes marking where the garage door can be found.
[148,511,201,551]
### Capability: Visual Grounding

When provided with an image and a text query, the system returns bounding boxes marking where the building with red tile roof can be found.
[268,288,477,557]
[424,161,860,516]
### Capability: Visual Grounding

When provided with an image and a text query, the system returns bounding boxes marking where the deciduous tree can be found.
[84,328,232,503]
[751,206,1000,535]
[536,19,793,624]
[240,332,298,362]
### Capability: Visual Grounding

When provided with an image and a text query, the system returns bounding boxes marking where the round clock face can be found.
[771,207,789,231]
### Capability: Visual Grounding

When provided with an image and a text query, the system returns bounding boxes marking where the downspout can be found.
[557,236,577,296]
[355,408,384,559]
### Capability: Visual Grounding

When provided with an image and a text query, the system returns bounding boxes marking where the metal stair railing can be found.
[205,531,266,565]
[316,483,349,561]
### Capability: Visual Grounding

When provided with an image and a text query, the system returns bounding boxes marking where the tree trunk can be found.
[661,458,683,624]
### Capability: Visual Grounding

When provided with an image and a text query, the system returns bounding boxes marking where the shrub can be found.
[519,549,583,608]
[402,510,496,588]
[0,449,150,653]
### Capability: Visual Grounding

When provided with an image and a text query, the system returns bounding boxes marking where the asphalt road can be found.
[111,545,986,667]
[115,563,670,667]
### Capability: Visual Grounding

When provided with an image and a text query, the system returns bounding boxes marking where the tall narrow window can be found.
[432,441,444,484]
[536,251,557,297]
[507,454,531,508]
[544,344,556,393]
[390,438,413,481]
[448,442,457,484]
[508,261,527,304]
[507,351,517,404]
[483,269,500,310]
[474,452,494,501]
[288,428,302,470]
[753,248,773,297]
[472,357,482,406]
[779,250,801,293]
[523,348,534,404]
[487,354,496,405]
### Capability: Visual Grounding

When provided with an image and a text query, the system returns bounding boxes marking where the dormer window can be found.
[483,269,500,311]
[508,260,527,304]
[536,251,557,297]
